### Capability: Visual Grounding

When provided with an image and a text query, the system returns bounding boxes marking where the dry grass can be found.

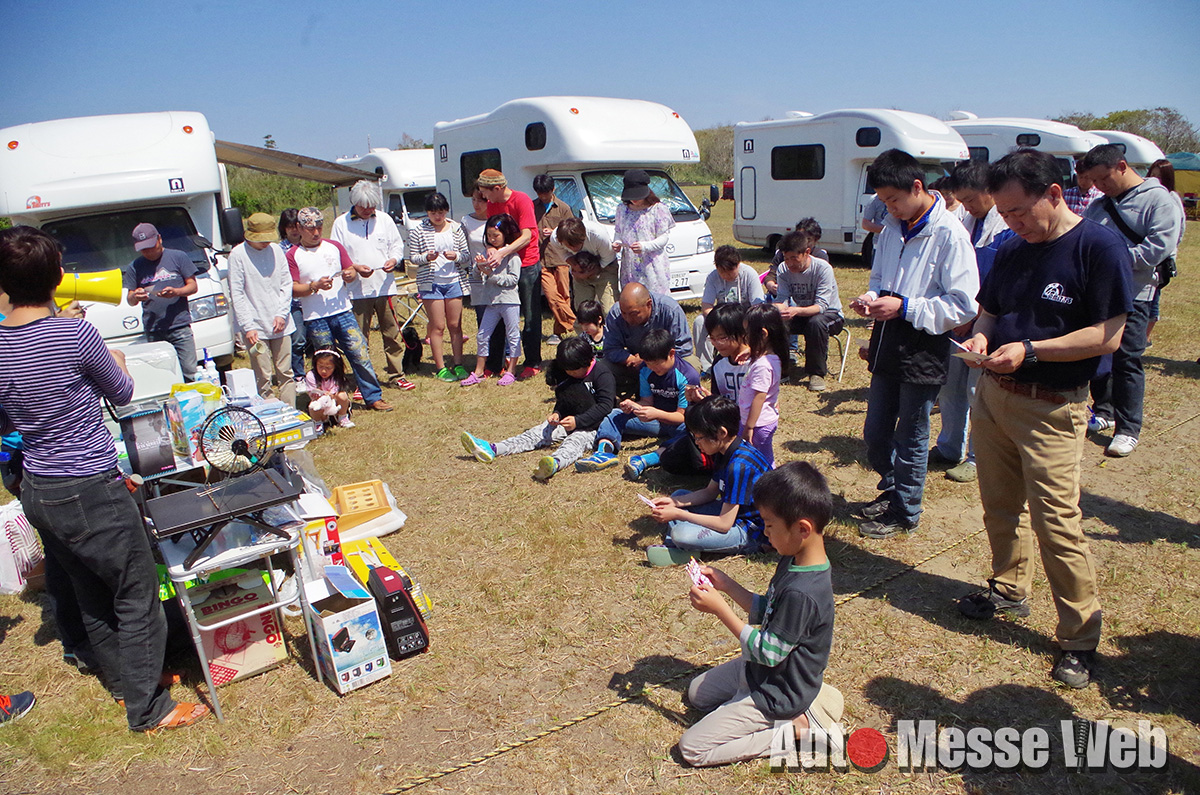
[1,196,1198,794]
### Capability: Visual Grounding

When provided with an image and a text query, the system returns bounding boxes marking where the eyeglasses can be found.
[709,334,732,344]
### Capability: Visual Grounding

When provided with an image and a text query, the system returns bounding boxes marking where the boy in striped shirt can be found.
[678,461,844,767]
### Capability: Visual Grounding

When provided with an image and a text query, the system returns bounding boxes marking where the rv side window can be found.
[855,127,882,147]
[771,145,825,180]
[968,147,990,162]
[460,149,502,197]
[553,178,585,217]
[1015,133,1041,147]
[525,123,547,151]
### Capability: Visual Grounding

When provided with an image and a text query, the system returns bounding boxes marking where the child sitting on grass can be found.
[575,328,695,473]
[461,336,615,481]
[679,461,844,767]
[576,298,606,355]
[305,349,354,428]
[644,395,771,562]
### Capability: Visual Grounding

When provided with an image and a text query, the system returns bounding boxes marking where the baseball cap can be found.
[244,213,279,243]
[621,169,652,202]
[297,207,324,227]
[132,223,159,251]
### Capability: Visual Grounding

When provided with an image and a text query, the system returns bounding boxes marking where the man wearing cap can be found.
[125,223,200,381]
[286,207,393,412]
[477,169,543,378]
[330,181,411,390]
[227,213,296,405]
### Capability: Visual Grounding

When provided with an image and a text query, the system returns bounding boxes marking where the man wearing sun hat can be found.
[227,213,297,405]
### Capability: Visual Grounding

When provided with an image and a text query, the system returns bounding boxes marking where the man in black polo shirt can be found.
[957,149,1132,689]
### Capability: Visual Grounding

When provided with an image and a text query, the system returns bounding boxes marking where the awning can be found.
[214,140,376,187]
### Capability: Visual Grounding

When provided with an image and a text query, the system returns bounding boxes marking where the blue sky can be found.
[2,0,1197,161]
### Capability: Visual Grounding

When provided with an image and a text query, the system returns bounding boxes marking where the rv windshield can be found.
[582,170,700,223]
[390,189,435,223]
[864,163,951,194]
[42,208,210,275]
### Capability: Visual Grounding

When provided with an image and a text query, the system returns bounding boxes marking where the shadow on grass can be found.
[608,653,709,766]
[809,388,870,419]
[781,434,866,468]
[1100,631,1200,726]
[0,613,24,645]
[1081,490,1200,548]
[1144,354,1200,379]
[863,676,1200,792]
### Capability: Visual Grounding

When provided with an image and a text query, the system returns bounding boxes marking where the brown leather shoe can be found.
[368,399,394,412]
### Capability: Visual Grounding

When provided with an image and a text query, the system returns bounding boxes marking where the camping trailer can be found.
[732,109,969,255]
[0,111,241,381]
[1090,130,1166,175]
[433,96,715,301]
[335,148,436,235]
[947,113,1106,183]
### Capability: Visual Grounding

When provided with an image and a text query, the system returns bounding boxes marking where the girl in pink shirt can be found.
[739,304,790,466]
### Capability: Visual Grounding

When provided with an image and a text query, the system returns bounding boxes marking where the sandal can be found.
[146,702,210,732]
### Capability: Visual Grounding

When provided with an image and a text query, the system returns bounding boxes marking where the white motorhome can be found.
[732,109,969,255]
[0,111,242,382]
[433,96,715,301]
[1090,130,1166,174]
[335,148,436,235]
[947,113,1106,182]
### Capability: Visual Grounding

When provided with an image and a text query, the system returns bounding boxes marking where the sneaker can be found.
[352,388,363,401]
[460,431,495,463]
[808,375,827,393]
[459,372,483,387]
[336,414,356,429]
[294,377,308,395]
[1087,410,1114,432]
[859,493,892,520]
[392,376,417,391]
[1106,434,1138,457]
[518,365,542,380]
[957,580,1030,620]
[625,456,647,480]
[946,461,977,483]
[858,510,918,539]
[436,367,458,382]
[497,371,517,386]
[533,455,558,481]
[1051,649,1097,689]
[575,451,619,472]
[452,365,469,380]
[367,399,393,412]
[546,334,562,346]
[0,691,36,725]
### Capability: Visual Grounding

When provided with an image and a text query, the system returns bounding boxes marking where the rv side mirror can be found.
[220,207,245,248]
[709,184,720,204]
[699,197,712,221]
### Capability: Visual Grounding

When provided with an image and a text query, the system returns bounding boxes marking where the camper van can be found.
[335,148,436,235]
[0,111,242,384]
[433,96,715,301]
[947,113,1106,183]
[1090,130,1166,174]
[732,109,969,255]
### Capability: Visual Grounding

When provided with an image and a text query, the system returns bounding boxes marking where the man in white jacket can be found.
[330,181,409,389]
[227,212,296,405]
[851,149,979,538]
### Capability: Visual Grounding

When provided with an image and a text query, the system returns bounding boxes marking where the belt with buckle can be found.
[985,371,1083,405]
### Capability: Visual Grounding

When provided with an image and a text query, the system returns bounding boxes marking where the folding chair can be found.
[389,277,426,332]
[790,324,851,383]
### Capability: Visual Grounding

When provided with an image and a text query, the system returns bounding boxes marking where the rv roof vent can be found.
[784,111,814,119]
[948,111,978,121]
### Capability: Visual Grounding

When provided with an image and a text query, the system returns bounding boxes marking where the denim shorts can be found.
[419,281,464,301]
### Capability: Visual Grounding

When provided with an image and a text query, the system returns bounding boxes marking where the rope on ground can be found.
[381,526,988,794]
[1146,410,1200,440]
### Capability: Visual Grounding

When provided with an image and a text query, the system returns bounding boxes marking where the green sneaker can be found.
[452,364,469,380]
[436,367,458,382]
[533,455,558,481]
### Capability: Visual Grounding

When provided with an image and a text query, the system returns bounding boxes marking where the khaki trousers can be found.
[352,295,403,379]
[571,267,619,318]
[539,264,576,336]
[973,374,1101,649]
[248,335,296,406]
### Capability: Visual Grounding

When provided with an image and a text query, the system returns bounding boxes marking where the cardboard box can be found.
[191,571,287,686]
[306,565,391,694]
[341,538,433,622]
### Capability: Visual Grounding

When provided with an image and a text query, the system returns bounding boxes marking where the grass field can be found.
[1,196,1198,795]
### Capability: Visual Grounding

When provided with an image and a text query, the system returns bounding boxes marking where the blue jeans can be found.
[21,470,174,730]
[1090,298,1149,438]
[863,373,940,524]
[150,324,197,382]
[665,489,751,553]
[596,409,686,453]
[936,353,981,464]
[518,263,543,369]
[306,310,383,405]
[290,300,308,379]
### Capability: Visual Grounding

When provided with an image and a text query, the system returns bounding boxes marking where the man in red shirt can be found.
[478,169,542,378]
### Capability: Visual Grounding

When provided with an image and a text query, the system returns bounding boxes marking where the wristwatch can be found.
[1022,339,1037,366]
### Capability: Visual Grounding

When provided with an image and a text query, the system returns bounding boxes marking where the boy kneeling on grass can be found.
[679,461,844,767]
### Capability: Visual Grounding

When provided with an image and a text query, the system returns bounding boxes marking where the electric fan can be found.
[199,406,268,474]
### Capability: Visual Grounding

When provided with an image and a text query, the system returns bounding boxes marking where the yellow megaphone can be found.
[54,269,124,308]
